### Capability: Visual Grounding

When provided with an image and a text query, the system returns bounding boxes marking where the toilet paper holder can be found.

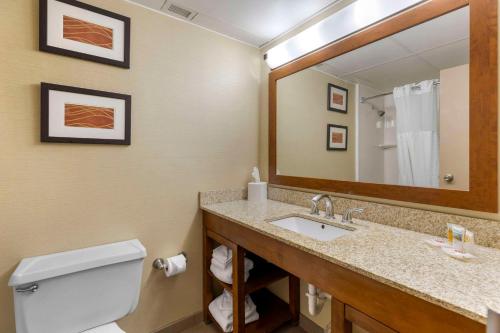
[152,252,188,270]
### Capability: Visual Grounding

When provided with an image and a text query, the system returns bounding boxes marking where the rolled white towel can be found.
[210,264,249,284]
[219,290,257,315]
[212,245,232,266]
[209,301,259,332]
[208,292,259,332]
[211,257,254,272]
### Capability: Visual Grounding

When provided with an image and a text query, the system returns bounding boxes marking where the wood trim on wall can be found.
[268,0,498,212]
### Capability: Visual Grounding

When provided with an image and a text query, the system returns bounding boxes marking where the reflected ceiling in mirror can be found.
[276,7,469,190]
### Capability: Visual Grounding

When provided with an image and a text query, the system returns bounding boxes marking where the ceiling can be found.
[316,7,469,92]
[130,0,341,47]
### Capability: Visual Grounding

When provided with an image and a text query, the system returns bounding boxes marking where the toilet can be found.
[8,239,147,333]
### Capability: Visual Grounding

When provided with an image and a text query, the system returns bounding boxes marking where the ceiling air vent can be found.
[165,3,198,20]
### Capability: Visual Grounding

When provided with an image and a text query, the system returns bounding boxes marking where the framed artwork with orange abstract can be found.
[327,83,348,113]
[39,0,130,68]
[327,124,348,151]
[41,83,131,145]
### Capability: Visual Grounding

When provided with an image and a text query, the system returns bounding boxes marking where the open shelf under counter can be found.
[208,288,293,333]
[208,262,289,295]
[203,225,300,332]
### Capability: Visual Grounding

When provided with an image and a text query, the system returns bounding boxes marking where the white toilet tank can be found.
[8,239,147,333]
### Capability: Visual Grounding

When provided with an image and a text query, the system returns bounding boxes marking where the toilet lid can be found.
[81,322,125,333]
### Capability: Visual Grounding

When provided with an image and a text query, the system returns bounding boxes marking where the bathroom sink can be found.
[269,216,353,241]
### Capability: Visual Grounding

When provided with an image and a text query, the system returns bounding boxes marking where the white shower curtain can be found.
[393,80,439,188]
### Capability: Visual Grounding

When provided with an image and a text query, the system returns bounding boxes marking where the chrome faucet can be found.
[310,194,334,219]
[341,207,364,223]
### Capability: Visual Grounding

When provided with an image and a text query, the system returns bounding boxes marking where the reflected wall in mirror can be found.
[277,7,469,191]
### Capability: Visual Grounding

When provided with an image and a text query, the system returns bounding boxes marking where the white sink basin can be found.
[269,216,353,241]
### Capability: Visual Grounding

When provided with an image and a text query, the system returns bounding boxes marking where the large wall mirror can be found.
[269,0,498,212]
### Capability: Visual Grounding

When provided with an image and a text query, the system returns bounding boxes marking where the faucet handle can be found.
[342,207,364,223]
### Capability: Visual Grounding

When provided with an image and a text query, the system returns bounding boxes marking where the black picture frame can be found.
[327,124,348,151]
[327,83,348,113]
[39,0,131,68]
[41,82,131,145]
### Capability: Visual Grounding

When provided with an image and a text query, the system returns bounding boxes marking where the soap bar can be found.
[248,182,267,202]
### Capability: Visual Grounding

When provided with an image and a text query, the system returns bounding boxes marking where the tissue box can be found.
[248,182,267,202]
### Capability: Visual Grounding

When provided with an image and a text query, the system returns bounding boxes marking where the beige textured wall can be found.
[276,68,356,181]
[439,64,470,190]
[0,1,260,332]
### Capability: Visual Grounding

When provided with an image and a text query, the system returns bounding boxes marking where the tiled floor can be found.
[180,323,307,333]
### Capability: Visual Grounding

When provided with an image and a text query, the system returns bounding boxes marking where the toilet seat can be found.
[81,322,125,333]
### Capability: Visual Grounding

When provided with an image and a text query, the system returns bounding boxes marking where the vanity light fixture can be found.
[264,0,425,69]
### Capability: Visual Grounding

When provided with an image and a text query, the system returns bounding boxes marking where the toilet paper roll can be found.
[164,254,187,277]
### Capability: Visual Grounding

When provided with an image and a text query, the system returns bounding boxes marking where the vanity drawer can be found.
[345,305,398,333]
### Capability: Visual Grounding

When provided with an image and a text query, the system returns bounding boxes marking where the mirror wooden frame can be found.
[269,0,498,212]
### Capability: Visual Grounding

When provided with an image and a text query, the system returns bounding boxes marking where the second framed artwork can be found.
[327,124,348,151]
[327,83,348,113]
[39,0,131,68]
[41,83,131,145]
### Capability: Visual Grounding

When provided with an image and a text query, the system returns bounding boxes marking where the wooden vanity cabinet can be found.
[203,212,486,333]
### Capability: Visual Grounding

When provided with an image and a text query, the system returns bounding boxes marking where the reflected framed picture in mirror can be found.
[327,83,348,113]
[327,124,348,151]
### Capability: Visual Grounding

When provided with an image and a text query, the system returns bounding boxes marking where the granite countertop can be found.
[200,199,500,324]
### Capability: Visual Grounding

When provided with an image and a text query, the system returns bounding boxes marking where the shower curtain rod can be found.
[360,81,440,103]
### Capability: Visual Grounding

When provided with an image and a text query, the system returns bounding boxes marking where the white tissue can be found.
[251,167,261,183]
[249,167,266,202]
[248,182,267,202]
[164,254,187,277]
